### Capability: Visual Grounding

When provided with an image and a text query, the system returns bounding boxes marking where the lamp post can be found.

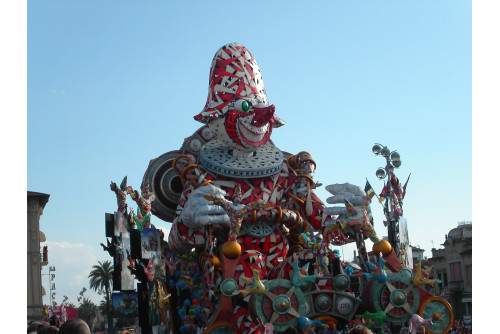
[372,143,402,261]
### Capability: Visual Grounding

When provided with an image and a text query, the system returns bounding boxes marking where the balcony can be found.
[448,280,464,293]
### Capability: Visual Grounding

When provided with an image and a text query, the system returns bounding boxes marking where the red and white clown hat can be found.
[194,42,285,127]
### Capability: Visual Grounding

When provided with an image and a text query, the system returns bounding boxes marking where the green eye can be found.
[242,100,250,112]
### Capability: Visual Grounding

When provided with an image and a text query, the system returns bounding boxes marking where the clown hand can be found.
[181,184,231,229]
[323,183,373,222]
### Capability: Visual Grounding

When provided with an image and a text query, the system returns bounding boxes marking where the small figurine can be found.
[413,261,441,287]
[110,176,128,213]
[126,182,155,229]
[298,315,328,334]
[240,267,265,297]
[291,252,323,287]
[361,311,387,330]
[357,257,387,283]
[409,313,433,334]
[100,238,116,257]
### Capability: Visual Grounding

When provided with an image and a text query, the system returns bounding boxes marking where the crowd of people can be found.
[448,320,472,334]
[27,318,471,334]
[27,318,91,334]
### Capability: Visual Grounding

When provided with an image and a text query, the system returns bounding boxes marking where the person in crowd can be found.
[38,326,59,334]
[58,318,91,334]
[28,321,47,334]
[49,315,60,328]
[348,325,373,334]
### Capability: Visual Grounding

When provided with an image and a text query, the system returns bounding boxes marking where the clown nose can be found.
[251,105,275,127]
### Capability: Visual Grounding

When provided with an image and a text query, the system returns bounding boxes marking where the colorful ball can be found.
[373,240,392,256]
[221,241,242,259]
[212,255,222,269]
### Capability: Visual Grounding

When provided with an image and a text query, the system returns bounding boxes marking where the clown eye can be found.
[234,99,252,112]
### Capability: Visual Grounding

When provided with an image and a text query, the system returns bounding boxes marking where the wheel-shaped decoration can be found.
[253,279,306,332]
[205,321,241,334]
[418,296,454,334]
[142,150,183,222]
[370,269,420,324]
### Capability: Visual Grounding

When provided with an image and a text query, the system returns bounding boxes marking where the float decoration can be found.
[101,42,454,334]
[409,313,433,334]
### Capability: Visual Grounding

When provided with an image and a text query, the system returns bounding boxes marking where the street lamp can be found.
[372,143,402,260]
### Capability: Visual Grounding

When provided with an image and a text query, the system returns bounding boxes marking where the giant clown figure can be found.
[143,42,384,333]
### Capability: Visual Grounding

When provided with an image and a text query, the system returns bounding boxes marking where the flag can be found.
[402,173,411,199]
[379,183,389,203]
[364,180,375,199]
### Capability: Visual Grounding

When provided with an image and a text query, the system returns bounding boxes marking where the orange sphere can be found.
[212,255,222,269]
[433,313,440,320]
[373,240,392,256]
[221,241,242,259]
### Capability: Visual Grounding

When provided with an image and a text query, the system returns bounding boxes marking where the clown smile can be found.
[237,120,271,147]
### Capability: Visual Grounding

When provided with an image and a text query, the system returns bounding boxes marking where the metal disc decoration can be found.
[253,279,306,332]
[142,150,183,222]
[220,279,238,297]
[243,220,275,237]
[333,274,350,291]
[199,140,284,178]
[419,296,454,334]
[370,269,420,324]
[314,294,332,313]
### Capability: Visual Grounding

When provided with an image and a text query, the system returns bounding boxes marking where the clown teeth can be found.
[238,122,269,145]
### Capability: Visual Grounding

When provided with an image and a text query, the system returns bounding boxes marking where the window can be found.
[450,262,462,281]
[465,265,472,287]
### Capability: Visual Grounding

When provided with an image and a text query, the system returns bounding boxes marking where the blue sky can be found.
[21,1,476,309]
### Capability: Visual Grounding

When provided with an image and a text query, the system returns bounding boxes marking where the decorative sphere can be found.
[397,295,403,300]
[373,240,392,256]
[212,255,222,269]
[433,313,440,320]
[280,302,286,307]
[392,160,402,168]
[376,168,386,179]
[372,144,382,155]
[390,151,400,162]
[221,241,242,259]
[381,146,390,157]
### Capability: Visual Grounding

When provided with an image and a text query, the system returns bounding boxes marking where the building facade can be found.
[430,222,472,320]
[27,191,50,322]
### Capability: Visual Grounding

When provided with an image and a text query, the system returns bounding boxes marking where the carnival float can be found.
[102,43,454,334]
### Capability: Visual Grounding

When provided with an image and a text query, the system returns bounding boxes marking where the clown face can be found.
[208,99,277,156]
[195,43,284,156]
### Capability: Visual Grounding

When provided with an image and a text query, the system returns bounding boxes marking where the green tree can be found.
[89,260,114,333]
[77,298,98,329]
[99,298,107,315]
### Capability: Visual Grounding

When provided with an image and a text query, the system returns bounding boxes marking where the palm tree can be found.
[89,260,113,333]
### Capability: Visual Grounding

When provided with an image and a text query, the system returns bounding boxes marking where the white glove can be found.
[180,183,231,229]
[323,183,372,220]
